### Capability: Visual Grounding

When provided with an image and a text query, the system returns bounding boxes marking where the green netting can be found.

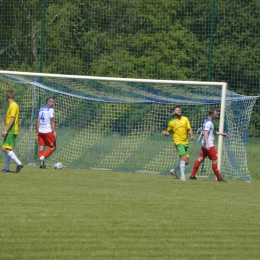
[0,74,257,180]
[0,0,259,175]
[1,1,259,130]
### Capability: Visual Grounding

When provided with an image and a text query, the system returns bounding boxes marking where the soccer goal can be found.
[0,70,258,181]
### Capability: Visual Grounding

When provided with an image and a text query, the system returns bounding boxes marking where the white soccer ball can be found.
[54,162,63,169]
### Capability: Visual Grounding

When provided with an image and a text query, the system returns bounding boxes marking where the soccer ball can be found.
[54,162,63,169]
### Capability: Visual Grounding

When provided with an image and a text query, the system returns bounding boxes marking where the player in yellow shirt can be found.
[1,90,23,173]
[162,106,194,180]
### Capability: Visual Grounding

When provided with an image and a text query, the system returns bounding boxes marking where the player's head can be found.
[209,108,218,119]
[6,90,14,100]
[172,106,182,117]
[46,97,55,107]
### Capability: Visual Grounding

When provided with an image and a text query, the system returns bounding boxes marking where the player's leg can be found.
[208,146,225,181]
[176,144,187,181]
[211,159,222,181]
[42,132,56,159]
[179,144,191,180]
[170,162,180,179]
[4,153,11,172]
[1,134,11,171]
[180,156,187,181]
[43,146,56,159]
[189,148,206,179]
[169,145,181,178]
[38,147,44,158]
[37,132,56,168]
[1,152,11,172]
[2,134,23,173]
[184,145,190,165]
[37,133,47,168]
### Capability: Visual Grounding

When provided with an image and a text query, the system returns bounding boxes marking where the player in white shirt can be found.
[201,117,215,149]
[189,108,228,182]
[36,97,56,168]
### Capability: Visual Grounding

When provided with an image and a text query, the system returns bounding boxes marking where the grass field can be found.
[247,138,259,181]
[1,165,260,259]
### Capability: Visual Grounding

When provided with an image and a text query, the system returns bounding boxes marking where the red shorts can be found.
[38,132,56,147]
[199,146,218,161]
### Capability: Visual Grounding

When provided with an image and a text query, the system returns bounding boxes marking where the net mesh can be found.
[0,0,259,140]
[0,73,257,180]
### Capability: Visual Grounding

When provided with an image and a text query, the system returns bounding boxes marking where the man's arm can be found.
[204,130,210,150]
[214,131,228,137]
[162,130,170,136]
[36,118,40,132]
[2,117,15,137]
[188,128,194,140]
[36,118,40,139]
[50,117,56,138]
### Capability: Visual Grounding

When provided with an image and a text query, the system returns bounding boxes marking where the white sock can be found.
[5,154,11,170]
[180,161,186,179]
[173,163,180,173]
[7,151,22,165]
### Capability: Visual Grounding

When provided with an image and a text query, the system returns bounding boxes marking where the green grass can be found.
[1,165,260,259]
[247,138,259,180]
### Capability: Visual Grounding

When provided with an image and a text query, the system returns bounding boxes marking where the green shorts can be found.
[2,134,17,150]
[175,144,190,158]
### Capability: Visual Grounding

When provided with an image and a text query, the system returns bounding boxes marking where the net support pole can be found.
[217,83,227,173]
[39,0,47,73]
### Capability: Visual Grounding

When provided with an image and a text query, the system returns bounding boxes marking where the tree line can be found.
[0,0,259,135]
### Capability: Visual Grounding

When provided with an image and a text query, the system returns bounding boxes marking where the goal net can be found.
[0,71,258,181]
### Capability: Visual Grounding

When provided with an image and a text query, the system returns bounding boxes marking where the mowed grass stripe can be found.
[0,166,260,259]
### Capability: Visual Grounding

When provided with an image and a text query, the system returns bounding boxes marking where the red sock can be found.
[191,160,201,176]
[43,148,54,159]
[212,163,222,180]
[38,150,43,158]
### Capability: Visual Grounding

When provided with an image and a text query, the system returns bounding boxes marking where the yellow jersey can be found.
[6,101,19,135]
[167,116,191,146]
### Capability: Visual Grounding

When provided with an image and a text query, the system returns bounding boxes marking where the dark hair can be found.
[209,108,217,116]
[172,105,180,112]
[46,97,55,103]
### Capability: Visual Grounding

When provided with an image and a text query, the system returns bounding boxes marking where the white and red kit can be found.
[38,105,56,147]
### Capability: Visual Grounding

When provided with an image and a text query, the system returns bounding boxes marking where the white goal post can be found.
[0,70,256,181]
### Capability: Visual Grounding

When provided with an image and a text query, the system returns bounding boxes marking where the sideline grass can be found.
[1,165,260,259]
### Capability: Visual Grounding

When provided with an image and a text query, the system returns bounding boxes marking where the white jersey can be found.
[201,118,215,147]
[38,105,54,133]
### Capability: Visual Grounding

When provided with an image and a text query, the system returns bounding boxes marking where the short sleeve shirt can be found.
[201,118,215,147]
[6,101,19,135]
[38,105,54,133]
[167,116,191,146]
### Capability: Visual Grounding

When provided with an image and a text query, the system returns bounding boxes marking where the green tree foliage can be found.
[89,0,206,79]
[0,0,42,70]
[0,0,259,135]
[1,0,259,84]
